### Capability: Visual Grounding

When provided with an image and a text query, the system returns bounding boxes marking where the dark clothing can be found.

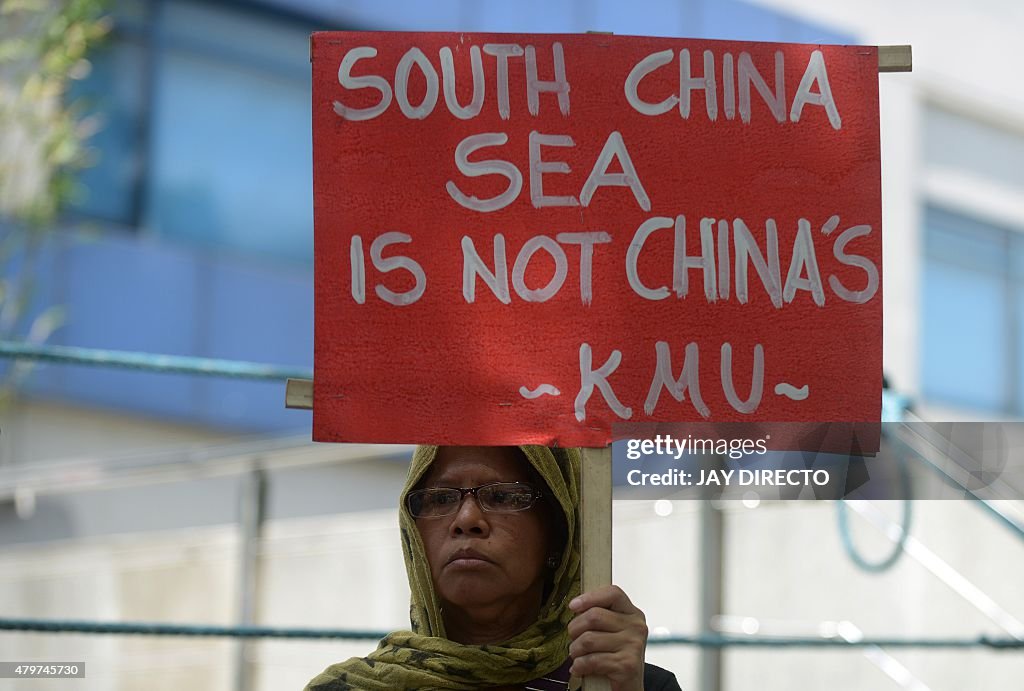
[524,658,572,689]
[643,662,683,690]
[524,659,681,690]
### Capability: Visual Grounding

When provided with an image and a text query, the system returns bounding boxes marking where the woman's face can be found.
[413,446,552,639]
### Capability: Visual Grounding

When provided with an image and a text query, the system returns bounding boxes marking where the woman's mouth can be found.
[447,548,492,568]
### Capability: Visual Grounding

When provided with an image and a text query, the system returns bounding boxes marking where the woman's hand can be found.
[567,584,647,691]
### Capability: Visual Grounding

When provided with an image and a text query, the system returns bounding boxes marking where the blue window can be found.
[70,0,318,263]
[67,33,146,226]
[922,207,1016,412]
[145,1,314,262]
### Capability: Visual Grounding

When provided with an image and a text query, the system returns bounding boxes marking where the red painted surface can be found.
[312,32,882,447]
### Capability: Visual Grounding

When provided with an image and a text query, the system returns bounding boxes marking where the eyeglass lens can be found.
[409,483,539,517]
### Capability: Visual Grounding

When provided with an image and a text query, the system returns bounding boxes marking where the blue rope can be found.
[0,619,1020,648]
[648,634,1021,649]
[0,619,381,640]
[835,390,913,574]
[0,341,312,382]
[836,452,913,573]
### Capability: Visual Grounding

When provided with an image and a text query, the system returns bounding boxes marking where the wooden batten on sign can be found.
[300,32,911,691]
[285,378,313,410]
[878,45,912,72]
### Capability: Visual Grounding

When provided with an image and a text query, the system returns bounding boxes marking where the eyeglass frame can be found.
[406,481,544,518]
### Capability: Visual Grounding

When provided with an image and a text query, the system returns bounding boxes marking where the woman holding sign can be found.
[305,445,680,690]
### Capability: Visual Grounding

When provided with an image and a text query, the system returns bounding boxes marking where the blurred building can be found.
[0,1,1022,690]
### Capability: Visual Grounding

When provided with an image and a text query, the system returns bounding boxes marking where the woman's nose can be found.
[449,492,490,536]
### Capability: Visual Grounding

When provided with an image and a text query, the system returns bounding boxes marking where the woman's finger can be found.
[569,628,644,658]
[567,606,646,639]
[569,584,641,615]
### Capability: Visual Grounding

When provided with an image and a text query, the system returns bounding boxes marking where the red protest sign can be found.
[311,32,882,447]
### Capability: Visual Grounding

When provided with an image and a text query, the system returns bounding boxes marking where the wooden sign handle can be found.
[580,446,613,691]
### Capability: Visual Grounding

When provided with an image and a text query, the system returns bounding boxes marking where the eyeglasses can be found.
[407,482,543,518]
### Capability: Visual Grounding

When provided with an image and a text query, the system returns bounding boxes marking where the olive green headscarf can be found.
[305,445,582,691]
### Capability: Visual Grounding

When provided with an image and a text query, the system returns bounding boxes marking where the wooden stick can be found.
[878,45,912,73]
[580,446,613,691]
[285,378,313,409]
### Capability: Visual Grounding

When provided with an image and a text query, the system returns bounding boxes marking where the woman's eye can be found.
[510,492,531,507]
[493,489,530,507]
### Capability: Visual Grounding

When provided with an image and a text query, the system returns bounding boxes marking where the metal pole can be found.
[234,467,267,691]
[699,485,724,691]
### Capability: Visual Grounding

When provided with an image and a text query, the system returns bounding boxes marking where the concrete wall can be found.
[0,400,238,467]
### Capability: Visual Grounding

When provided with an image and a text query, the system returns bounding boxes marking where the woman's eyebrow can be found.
[423,474,469,486]
[425,478,455,487]
[425,474,507,487]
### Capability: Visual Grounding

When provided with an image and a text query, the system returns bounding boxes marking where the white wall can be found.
[0,400,239,468]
